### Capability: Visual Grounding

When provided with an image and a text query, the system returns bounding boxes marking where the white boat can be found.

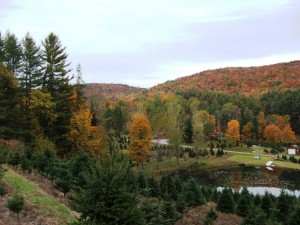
[266,166,274,171]
[266,161,274,167]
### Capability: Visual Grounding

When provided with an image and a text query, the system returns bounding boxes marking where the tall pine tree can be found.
[42,33,74,153]
[20,33,43,97]
[3,32,22,75]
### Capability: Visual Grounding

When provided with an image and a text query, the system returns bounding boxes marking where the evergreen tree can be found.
[137,171,147,189]
[210,188,220,203]
[176,192,187,213]
[288,205,300,225]
[19,33,43,142]
[20,33,43,96]
[7,191,25,223]
[216,188,235,213]
[147,175,160,197]
[0,163,7,179]
[69,154,145,225]
[203,208,218,225]
[41,33,74,153]
[0,183,8,200]
[183,178,206,207]
[3,32,22,74]
[276,190,291,224]
[74,64,86,108]
[164,201,181,224]
[160,173,177,200]
[20,149,33,173]
[242,205,267,225]
[140,198,165,225]
[54,160,72,197]
[33,148,56,180]
[236,187,252,217]
[112,102,127,134]
[103,102,113,131]
[69,150,91,188]
[183,116,193,143]
[174,175,183,194]
[260,192,273,218]
[253,194,261,206]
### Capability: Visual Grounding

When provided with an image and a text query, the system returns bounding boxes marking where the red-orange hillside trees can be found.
[263,125,282,144]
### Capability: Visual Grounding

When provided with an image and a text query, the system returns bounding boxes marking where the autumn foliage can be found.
[242,122,253,142]
[263,125,282,144]
[151,61,300,96]
[129,114,152,164]
[225,120,240,144]
[66,105,108,157]
[281,125,297,144]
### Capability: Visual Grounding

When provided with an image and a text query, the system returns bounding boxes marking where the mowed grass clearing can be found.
[140,146,300,175]
[3,168,76,225]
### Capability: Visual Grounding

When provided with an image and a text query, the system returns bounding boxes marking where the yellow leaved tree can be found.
[66,104,108,157]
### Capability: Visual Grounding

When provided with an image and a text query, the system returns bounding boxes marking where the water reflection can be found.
[246,186,300,197]
[182,164,300,195]
[218,186,300,197]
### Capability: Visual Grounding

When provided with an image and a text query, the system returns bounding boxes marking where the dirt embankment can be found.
[175,202,243,225]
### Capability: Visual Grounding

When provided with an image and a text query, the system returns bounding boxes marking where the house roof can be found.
[288,145,299,148]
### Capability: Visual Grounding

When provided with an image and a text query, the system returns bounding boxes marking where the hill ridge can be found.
[85,60,300,100]
[151,60,300,95]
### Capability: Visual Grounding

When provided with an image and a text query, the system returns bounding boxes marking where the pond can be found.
[178,164,300,196]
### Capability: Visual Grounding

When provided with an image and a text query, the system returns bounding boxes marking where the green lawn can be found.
[140,146,300,176]
[3,168,76,224]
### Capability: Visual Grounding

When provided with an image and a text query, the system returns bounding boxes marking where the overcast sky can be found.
[1,0,300,88]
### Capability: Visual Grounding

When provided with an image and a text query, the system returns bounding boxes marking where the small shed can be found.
[287,145,300,155]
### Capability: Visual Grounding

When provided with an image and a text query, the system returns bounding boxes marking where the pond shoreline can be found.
[176,164,300,191]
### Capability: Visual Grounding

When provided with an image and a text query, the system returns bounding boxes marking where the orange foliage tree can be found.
[242,122,253,142]
[263,125,282,144]
[225,120,240,144]
[257,112,266,143]
[281,124,297,144]
[129,114,152,166]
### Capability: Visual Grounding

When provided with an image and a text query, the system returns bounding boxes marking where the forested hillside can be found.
[84,83,145,101]
[151,61,300,95]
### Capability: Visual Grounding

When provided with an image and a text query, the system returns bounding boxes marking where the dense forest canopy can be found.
[151,60,300,95]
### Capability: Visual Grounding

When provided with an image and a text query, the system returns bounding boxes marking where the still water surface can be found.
[218,186,300,197]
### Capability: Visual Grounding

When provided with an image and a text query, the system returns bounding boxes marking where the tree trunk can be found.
[176,146,179,166]
[156,139,159,169]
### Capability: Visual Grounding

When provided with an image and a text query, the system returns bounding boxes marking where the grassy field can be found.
[139,146,300,176]
[3,168,76,225]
